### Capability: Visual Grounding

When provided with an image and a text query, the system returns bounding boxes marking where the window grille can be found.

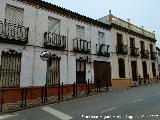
[0,50,21,87]
[47,55,60,86]
[5,4,24,26]
[76,59,86,83]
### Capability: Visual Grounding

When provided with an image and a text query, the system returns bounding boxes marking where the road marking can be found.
[101,107,116,113]
[42,107,73,120]
[133,99,143,103]
[0,114,19,119]
[154,92,160,96]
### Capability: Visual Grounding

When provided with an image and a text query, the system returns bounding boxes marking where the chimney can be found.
[109,10,113,24]
[127,19,131,29]
[153,31,156,39]
[141,26,144,34]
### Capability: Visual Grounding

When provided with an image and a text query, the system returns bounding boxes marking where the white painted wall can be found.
[0,0,111,87]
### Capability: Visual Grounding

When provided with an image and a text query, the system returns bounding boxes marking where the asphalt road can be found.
[1,83,160,120]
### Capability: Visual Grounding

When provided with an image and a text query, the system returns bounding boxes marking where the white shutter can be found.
[76,25,85,40]
[98,32,105,44]
[5,5,24,25]
[48,17,60,34]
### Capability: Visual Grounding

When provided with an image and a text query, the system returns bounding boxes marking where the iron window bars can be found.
[0,49,22,87]
[0,20,29,44]
[44,32,66,50]
[116,43,128,55]
[141,50,149,59]
[73,38,91,54]
[130,47,139,57]
[96,43,110,57]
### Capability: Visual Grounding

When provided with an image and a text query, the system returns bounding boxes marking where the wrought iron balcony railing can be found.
[130,47,139,57]
[150,52,157,60]
[141,50,149,58]
[116,44,128,55]
[44,32,66,50]
[96,43,110,57]
[0,20,29,44]
[73,38,91,54]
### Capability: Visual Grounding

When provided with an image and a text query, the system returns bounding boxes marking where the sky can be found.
[44,0,160,47]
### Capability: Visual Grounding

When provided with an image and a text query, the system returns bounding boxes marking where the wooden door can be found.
[94,61,111,87]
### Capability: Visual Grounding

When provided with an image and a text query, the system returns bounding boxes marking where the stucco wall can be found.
[0,0,111,87]
[111,28,158,80]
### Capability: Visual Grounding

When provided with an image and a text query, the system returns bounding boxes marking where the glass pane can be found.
[5,5,24,25]
[98,32,105,44]
[76,25,85,39]
[48,17,60,34]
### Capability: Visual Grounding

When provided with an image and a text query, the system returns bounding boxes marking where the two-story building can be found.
[156,47,160,76]
[0,0,111,88]
[99,10,157,88]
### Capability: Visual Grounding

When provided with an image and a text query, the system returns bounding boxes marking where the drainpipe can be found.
[126,31,131,83]
[66,18,69,85]
[89,22,92,83]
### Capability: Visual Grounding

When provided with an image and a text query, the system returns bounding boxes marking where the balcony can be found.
[96,43,110,57]
[116,44,128,55]
[141,50,149,58]
[0,20,29,45]
[44,32,66,50]
[150,52,157,60]
[73,38,91,54]
[130,47,139,57]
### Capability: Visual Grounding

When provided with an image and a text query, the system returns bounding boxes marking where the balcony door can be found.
[117,33,123,45]
[130,37,135,48]
[142,61,147,77]
[48,17,60,34]
[118,58,125,78]
[131,61,137,81]
[5,5,24,25]
[76,25,85,40]
[152,62,156,77]
[140,41,145,50]
[150,44,153,52]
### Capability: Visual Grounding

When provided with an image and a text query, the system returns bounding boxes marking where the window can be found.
[5,4,24,25]
[152,62,156,77]
[142,61,147,76]
[150,44,153,52]
[76,25,85,40]
[47,57,60,85]
[117,33,123,45]
[48,17,60,34]
[130,37,135,47]
[118,58,125,78]
[140,41,145,50]
[0,50,21,87]
[98,31,105,44]
[76,59,86,83]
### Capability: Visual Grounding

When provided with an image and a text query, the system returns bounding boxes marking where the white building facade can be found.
[0,0,111,88]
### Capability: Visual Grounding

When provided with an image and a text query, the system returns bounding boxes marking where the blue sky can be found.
[44,0,160,47]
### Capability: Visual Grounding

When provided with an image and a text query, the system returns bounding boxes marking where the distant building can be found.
[99,10,157,88]
[156,47,160,76]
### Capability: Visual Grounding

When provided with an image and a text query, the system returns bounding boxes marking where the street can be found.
[1,83,160,120]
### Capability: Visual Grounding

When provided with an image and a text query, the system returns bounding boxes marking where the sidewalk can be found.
[0,80,159,114]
